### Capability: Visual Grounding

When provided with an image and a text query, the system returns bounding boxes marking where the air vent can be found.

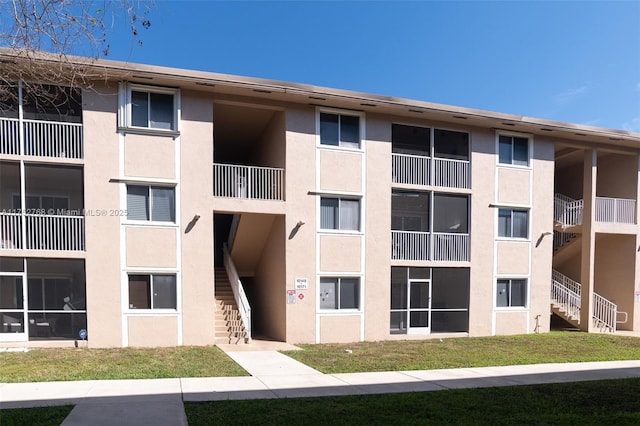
[131,75,153,80]
[195,82,216,87]
[408,109,423,114]
[501,122,516,126]
[309,96,326,101]
[452,115,468,120]
[253,89,272,94]
[540,128,553,132]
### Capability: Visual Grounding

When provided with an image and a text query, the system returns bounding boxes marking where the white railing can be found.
[391,154,470,189]
[593,293,617,332]
[554,193,583,227]
[392,230,429,261]
[551,277,581,321]
[222,243,251,342]
[25,214,84,251]
[214,163,284,201]
[595,197,636,224]
[0,117,20,155]
[0,212,22,249]
[432,232,470,261]
[392,153,430,186]
[552,269,581,297]
[0,117,83,159]
[391,230,469,261]
[433,158,471,189]
[551,269,619,333]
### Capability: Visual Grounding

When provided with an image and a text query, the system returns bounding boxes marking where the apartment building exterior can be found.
[1,52,639,348]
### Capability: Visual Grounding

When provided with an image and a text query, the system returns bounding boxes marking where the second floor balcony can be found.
[391,230,470,262]
[214,163,285,201]
[0,212,85,251]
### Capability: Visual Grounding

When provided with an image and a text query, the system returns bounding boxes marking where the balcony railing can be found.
[0,117,83,159]
[392,153,470,189]
[214,163,285,201]
[0,213,84,251]
[0,212,22,249]
[595,197,636,224]
[391,230,469,262]
[554,193,636,226]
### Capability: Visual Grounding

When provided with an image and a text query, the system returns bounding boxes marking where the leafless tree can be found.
[0,0,153,113]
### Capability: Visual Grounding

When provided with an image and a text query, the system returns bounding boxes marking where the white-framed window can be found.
[320,197,360,231]
[496,278,527,308]
[498,134,529,166]
[498,208,528,239]
[12,194,69,214]
[319,277,360,310]
[319,112,361,149]
[126,185,175,223]
[128,274,177,310]
[123,84,178,131]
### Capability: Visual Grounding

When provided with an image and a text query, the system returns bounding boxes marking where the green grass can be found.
[185,378,640,425]
[0,405,73,426]
[0,346,247,383]
[283,332,640,373]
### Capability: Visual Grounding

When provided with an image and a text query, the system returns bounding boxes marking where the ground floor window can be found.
[390,267,469,334]
[128,274,177,310]
[496,278,527,308]
[319,277,360,310]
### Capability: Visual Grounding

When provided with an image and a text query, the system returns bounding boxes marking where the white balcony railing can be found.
[392,153,430,186]
[432,232,470,261]
[391,230,430,261]
[0,117,83,159]
[392,154,470,189]
[25,214,84,251]
[595,197,636,224]
[433,158,471,189]
[391,230,469,262]
[0,117,20,155]
[0,212,22,249]
[214,163,284,201]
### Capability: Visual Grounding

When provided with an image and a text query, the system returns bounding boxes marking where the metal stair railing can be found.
[554,193,583,227]
[551,269,620,333]
[222,243,252,342]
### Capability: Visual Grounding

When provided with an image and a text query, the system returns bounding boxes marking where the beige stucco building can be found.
[2,53,640,348]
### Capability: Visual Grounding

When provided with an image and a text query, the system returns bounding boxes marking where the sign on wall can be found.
[295,278,309,290]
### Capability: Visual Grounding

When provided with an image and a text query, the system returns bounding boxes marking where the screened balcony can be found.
[0,162,84,251]
[391,190,470,262]
[0,84,83,159]
[392,125,470,189]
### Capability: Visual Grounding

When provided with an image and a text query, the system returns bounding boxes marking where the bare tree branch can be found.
[0,0,154,112]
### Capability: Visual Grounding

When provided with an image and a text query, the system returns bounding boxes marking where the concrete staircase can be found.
[215,267,248,344]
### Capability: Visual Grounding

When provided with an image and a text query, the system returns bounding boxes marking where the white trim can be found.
[494,276,530,310]
[118,131,128,346]
[174,131,182,346]
[121,83,180,133]
[316,107,365,152]
[495,130,533,169]
[117,177,179,185]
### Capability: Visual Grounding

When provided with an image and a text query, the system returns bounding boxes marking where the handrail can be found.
[554,193,583,227]
[551,269,618,333]
[222,243,251,342]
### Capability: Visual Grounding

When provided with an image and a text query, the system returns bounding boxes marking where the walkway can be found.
[1,342,640,425]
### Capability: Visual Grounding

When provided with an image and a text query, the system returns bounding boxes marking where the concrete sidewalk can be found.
[2,353,640,425]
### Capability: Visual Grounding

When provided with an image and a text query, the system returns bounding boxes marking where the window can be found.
[498,208,528,238]
[320,112,360,149]
[320,197,360,231]
[319,277,360,310]
[498,135,529,166]
[496,279,527,308]
[127,185,175,222]
[125,85,177,131]
[434,129,469,161]
[128,274,176,309]
[12,195,69,214]
[392,124,430,156]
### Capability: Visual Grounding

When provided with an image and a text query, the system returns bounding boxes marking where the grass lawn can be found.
[184,378,640,425]
[0,405,73,426]
[283,332,640,373]
[0,346,247,383]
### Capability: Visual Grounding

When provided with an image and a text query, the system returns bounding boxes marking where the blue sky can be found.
[103,1,640,132]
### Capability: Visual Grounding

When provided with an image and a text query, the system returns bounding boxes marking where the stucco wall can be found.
[83,84,123,347]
